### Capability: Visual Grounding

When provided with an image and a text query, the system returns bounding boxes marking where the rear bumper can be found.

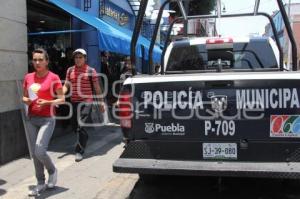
[113,158,300,179]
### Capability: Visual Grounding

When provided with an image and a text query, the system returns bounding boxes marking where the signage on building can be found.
[100,4,129,26]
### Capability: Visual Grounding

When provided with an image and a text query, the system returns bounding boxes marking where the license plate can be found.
[203,143,237,159]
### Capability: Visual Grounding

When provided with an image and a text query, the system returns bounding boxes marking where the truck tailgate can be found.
[116,74,300,162]
[133,79,300,141]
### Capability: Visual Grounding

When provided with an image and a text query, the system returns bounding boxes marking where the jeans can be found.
[71,102,92,154]
[27,116,56,185]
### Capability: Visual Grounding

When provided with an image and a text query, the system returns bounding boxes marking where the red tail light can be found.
[206,38,233,44]
[118,91,132,128]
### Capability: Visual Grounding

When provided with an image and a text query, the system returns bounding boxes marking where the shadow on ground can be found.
[0,179,7,196]
[127,175,300,199]
[28,185,68,199]
[49,125,122,161]
[0,189,7,197]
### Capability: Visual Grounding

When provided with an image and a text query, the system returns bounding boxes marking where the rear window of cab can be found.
[166,40,278,71]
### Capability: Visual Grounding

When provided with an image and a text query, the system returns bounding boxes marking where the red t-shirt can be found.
[23,71,63,117]
[66,65,99,102]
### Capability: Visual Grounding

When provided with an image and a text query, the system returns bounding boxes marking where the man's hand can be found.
[36,99,49,107]
[99,103,105,113]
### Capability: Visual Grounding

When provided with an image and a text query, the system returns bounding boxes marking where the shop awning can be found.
[48,0,162,62]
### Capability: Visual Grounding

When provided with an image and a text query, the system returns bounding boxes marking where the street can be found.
[129,176,300,199]
[1,125,300,199]
[0,125,138,199]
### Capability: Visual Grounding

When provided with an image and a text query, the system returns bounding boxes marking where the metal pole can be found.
[148,0,169,74]
[130,0,149,76]
[178,0,188,37]
[177,0,187,21]
[287,0,292,69]
[182,0,189,37]
[216,0,222,18]
[277,0,297,71]
[28,29,92,36]
[254,0,260,15]
[16,80,33,159]
[162,12,284,70]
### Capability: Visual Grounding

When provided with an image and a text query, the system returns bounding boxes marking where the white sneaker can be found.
[47,168,57,188]
[75,153,83,162]
[28,184,46,196]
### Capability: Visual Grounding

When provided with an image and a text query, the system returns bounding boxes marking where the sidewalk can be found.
[0,124,138,199]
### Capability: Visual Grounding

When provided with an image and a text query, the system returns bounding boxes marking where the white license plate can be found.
[203,143,237,159]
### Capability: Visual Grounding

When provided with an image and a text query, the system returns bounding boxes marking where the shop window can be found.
[27,1,71,74]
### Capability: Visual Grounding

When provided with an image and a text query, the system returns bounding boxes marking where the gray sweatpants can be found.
[27,116,56,185]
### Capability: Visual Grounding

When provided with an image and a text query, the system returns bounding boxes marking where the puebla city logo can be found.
[145,123,155,134]
[144,123,185,134]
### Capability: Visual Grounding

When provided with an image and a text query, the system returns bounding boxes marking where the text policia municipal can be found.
[142,88,300,110]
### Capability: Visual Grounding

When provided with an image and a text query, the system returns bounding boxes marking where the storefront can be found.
[27,0,162,105]
[98,0,136,104]
[27,0,72,79]
[47,0,161,99]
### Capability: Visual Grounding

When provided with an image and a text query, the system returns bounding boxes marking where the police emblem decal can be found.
[211,95,228,113]
[145,123,155,134]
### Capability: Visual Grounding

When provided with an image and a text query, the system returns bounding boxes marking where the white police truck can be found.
[113,0,300,179]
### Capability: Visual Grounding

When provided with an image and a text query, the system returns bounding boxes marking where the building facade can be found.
[27,0,136,73]
[0,0,28,164]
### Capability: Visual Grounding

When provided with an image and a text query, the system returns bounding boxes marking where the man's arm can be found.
[93,81,103,101]
[94,82,105,113]
[63,67,71,94]
[62,82,69,95]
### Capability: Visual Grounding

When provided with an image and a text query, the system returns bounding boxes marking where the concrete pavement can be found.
[0,124,138,199]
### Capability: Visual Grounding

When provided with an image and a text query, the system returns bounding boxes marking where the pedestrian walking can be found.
[120,56,133,81]
[63,48,105,162]
[22,48,65,196]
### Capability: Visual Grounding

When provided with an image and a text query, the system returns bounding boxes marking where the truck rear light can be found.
[118,91,132,128]
[206,38,233,44]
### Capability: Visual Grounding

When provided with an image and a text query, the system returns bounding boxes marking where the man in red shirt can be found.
[63,48,105,162]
